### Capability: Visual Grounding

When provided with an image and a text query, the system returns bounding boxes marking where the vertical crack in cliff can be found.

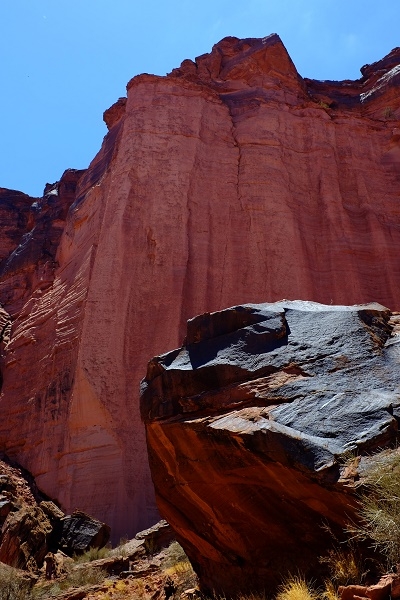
[178,104,209,340]
[218,102,245,303]
[227,107,244,213]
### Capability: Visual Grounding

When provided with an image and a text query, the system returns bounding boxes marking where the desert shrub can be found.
[276,576,318,600]
[318,547,363,600]
[31,564,108,598]
[349,451,400,565]
[0,565,32,600]
[162,541,197,598]
[73,545,110,563]
[163,541,189,569]
[321,580,340,600]
[31,583,61,599]
[319,547,362,587]
[64,563,107,586]
[164,559,193,577]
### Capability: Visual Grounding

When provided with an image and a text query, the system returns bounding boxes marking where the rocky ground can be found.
[3,454,400,600]
[0,456,198,599]
[0,537,199,600]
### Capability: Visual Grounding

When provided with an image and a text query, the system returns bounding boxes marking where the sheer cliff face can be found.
[0,35,400,540]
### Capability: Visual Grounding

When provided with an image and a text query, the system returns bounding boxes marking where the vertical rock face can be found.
[0,35,400,540]
[141,301,400,595]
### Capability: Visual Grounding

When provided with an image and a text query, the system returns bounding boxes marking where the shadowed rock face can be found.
[0,35,400,541]
[0,458,110,571]
[141,301,400,595]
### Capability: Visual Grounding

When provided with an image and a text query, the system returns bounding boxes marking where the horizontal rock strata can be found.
[141,301,400,594]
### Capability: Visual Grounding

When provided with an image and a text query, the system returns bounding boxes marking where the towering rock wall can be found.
[0,35,399,540]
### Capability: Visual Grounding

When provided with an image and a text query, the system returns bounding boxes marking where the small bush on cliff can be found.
[163,541,190,570]
[349,450,400,566]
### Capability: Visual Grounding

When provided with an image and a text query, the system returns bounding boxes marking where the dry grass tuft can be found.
[276,576,318,600]
[349,450,400,566]
[32,564,108,598]
[322,580,340,600]
[319,547,362,587]
[73,545,110,563]
[0,564,32,600]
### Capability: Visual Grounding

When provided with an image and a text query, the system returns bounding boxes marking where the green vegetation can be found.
[0,565,32,600]
[162,541,197,599]
[349,451,400,566]
[32,564,107,598]
[73,545,111,563]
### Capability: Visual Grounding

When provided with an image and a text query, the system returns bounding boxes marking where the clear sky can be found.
[1,0,399,197]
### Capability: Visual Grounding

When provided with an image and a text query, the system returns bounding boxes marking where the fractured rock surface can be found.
[141,301,400,594]
[0,458,110,571]
[0,35,400,539]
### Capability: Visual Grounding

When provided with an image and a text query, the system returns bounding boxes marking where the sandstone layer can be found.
[141,301,400,594]
[0,35,400,540]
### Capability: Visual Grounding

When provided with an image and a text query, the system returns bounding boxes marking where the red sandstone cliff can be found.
[0,35,399,540]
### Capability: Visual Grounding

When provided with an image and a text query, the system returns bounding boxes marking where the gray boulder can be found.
[141,301,400,595]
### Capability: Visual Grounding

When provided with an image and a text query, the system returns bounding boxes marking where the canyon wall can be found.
[0,35,399,540]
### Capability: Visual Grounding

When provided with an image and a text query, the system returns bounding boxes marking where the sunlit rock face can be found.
[0,34,400,541]
[141,301,400,595]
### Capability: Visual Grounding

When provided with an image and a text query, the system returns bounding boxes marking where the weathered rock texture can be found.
[0,458,110,570]
[58,511,111,556]
[0,35,400,540]
[141,301,400,595]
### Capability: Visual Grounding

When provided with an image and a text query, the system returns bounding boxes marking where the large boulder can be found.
[0,505,53,571]
[141,301,400,595]
[59,510,110,555]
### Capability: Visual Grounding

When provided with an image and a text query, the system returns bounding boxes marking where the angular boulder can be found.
[0,459,110,570]
[59,510,111,555]
[0,505,54,571]
[141,301,400,595]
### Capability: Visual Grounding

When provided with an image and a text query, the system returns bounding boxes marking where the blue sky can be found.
[1,0,399,197]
